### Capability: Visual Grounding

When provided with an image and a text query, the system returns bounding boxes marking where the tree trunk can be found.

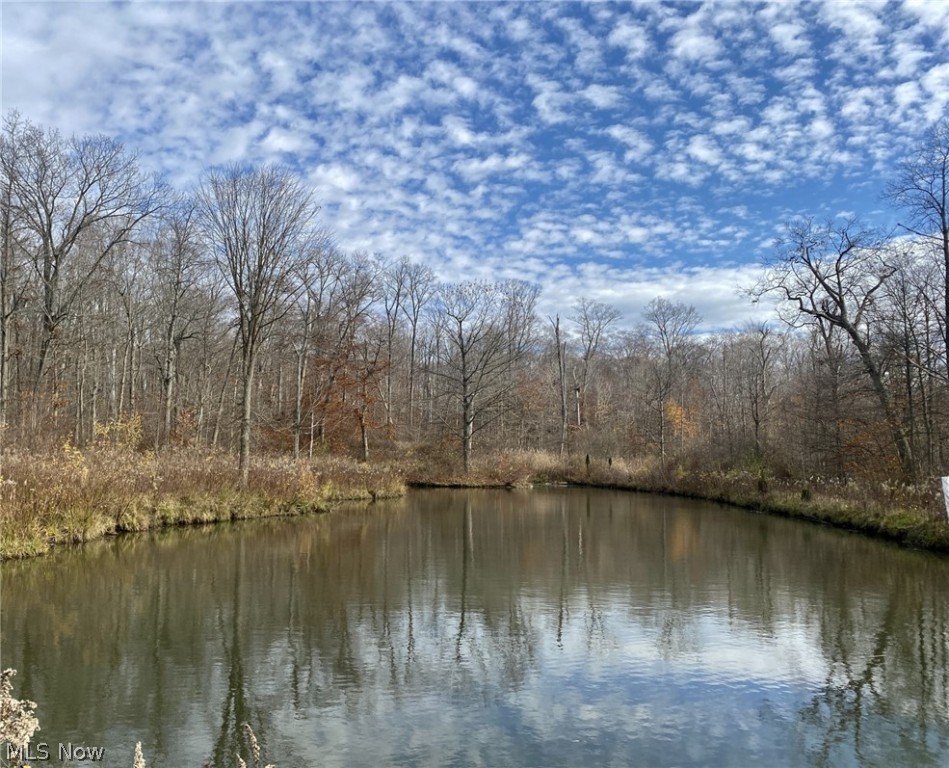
[212,332,238,449]
[0,303,8,444]
[293,346,306,460]
[463,410,474,474]
[239,350,255,485]
[849,331,915,478]
[359,410,370,463]
[162,342,176,445]
[408,326,417,432]
[658,399,666,471]
[553,316,568,457]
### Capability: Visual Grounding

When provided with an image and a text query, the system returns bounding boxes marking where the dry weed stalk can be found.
[131,722,274,768]
[0,669,40,766]
[3,668,274,768]
[242,722,261,766]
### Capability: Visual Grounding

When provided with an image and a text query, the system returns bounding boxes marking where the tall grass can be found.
[3,436,948,558]
[0,669,39,767]
[401,447,949,553]
[0,442,404,560]
[555,451,949,553]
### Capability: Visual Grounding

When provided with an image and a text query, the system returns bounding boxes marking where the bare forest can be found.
[2,112,949,491]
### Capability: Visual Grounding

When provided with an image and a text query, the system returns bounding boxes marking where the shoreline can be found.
[3,449,949,560]
[0,450,405,561]
[555,477,949,555]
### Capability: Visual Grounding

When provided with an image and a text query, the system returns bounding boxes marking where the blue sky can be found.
[2,1,948,329]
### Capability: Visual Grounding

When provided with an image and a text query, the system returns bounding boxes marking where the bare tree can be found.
[887,118,949,372]
[642,297,700,469]
[283,246,345,458]
[876,244,948,474]
[376,255,407,430]
[432,280,537,472]
[289,262,316,460]
[755,218,915,478]
[352,317,386,462]
[399,259,436,433]
[549,315,569,456]
[149,199,208,445]
[0,115,33,442]
[197,164,322,482]
[570,298,621,428]
[1,113,165,412]
[312,251,379,449]
[108,239,149,425]
[736,323,783,459]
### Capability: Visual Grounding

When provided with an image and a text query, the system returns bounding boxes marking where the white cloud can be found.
[669,24,721,64]
[920,63,949,124]
[605,125,653,162]
[608,19,651,59]
[312,163,363,194]
[443,116,477,147]
[769,22,809,56]
[711,116,750,137]
[426,59,480,101]
[581,84,622,110]
[260,126,314,156]
[808,117,835,142]
[674,32,721,64]
[820,0,886,59]
[687,135,723,166]
[888,39,930,79]
[893,81,923,113]
[901,0,949,43]
[0,1,939,332]
[453,153,530,182]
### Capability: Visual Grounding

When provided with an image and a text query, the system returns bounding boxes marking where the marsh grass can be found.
[402,446,562,487]
[4,438,948,558]
[403,448,949,553]
[553,453,949,553]
[0,444,405,559]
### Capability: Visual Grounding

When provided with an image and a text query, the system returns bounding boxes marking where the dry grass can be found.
[1,674,272,768]
[554,453,949,553]
[401,445,570,487]
[0,669,40,765]
[0,440,405,560]
[403,446,949,553]
[4,434,948,558]
[132,721,275,768]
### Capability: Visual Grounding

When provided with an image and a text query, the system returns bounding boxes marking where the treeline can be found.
[1,111,948,481]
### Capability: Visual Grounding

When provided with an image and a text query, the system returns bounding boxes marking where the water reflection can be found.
[2,488,948,766]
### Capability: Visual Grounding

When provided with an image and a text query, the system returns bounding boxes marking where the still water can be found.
[2,488,948,767]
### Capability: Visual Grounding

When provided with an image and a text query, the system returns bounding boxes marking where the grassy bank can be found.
[4,443,949,560]
[574,460,949,553]
[0,445,404,560]
[403,449,949,554]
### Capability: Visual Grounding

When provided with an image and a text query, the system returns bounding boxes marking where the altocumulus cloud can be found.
[2,1,947,330]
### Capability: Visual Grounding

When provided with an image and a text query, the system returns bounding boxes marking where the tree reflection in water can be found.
[2,488,948,766]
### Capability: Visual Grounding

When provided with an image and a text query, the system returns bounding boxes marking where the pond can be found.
[2,488,948,767]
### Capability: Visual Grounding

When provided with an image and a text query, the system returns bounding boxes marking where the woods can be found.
[2,111,949,487]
